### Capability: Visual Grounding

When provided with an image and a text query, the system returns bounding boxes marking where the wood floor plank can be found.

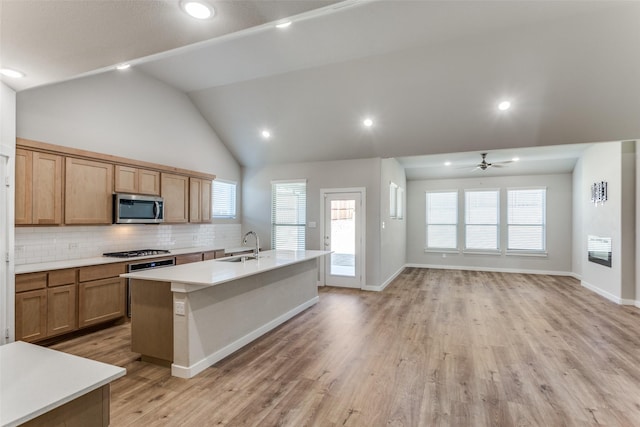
[48,268,640,426]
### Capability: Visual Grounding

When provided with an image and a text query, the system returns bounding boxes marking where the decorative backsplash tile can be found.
[15,223,241,265]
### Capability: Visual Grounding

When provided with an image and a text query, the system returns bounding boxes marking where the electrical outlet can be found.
[174,301,186,316]
[68,243,79,249]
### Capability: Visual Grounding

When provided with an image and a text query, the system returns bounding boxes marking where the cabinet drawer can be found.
[48,268,77,287]
[79,263,126,282]
[175,253,203,265]
[202,250,224,261]
[16,272,47,292]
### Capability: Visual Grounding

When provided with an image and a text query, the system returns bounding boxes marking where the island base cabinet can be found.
[78,278,125,328]
[130,279,173,363]
[15,289,47,343]
[21,384,111,427]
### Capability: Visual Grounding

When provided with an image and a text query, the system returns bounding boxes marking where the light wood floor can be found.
[50,268,640,426]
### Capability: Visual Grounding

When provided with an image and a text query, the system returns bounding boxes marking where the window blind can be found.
[426,191,458,249]
[507,188,546,251]
[212,180,237,219]
[271,180,306,250]
[465,190,499,250]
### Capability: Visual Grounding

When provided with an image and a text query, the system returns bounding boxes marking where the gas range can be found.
[102,249,171,258]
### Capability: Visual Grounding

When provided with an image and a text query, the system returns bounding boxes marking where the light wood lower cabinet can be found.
[15,264,126,342]
[78,278,125,328]
[175,253,203,265]
[15,289,47,343]
[47,285,77,337]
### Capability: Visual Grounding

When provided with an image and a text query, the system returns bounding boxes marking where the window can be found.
[212,180,237,219]
[396,187,404,220]
[271,180,306,250]
[425,191,458,249]
[465,190,499,251]
[507,188,546,252]
[389,182,398,218]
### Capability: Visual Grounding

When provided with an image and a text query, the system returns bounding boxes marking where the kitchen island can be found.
[122,249,330,379]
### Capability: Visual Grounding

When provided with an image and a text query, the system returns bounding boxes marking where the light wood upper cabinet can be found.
[201,179,212,223]
[65,157,113,225]
[15,149,32,224]
[161,173,189,223]
[15,149,63,225]
[189,178,212,223]
[189,178,202,223]
[115,165,160,196]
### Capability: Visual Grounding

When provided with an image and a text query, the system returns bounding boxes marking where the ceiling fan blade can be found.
[493,160,513,165]
[492,164,505,168]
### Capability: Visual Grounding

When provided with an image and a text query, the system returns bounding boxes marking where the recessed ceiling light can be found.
[182,1,214,19]
[261,130,271,139]
[512,157,520,162]
[498,100,511,111]
[363,118,373,127]
[116,63,131,71]
[444,161,452,166]
[276,21,292,29]
[0,68,25,78]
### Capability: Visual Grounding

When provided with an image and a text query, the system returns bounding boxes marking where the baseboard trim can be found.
[580,281,635,306]
[171,296,320,379]
[405,263,573,277]
[362,265,406,292]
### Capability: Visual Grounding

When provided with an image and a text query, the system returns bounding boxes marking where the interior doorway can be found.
[320,188,365,288]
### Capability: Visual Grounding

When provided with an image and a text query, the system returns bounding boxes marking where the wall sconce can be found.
[591,181,607,206]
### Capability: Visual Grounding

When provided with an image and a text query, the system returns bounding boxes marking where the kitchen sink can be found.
[218,255,258,263]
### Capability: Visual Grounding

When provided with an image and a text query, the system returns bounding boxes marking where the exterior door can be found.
[322,191,364,288]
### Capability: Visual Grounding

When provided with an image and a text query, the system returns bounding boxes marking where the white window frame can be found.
[464,189,500,254]
[425,190,459,252]
[212,179,237,219]
[271,179,307,250]
[506,187,547,255]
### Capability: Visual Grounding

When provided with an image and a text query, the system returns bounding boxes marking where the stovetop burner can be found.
[102,249,171,258]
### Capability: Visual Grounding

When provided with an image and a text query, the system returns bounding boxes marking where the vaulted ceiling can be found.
[2,1,639,176]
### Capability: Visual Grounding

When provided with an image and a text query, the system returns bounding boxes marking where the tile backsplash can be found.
[15,223,242,265]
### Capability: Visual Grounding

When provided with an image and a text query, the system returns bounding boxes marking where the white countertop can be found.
[122,249,331,292]
[0,341,126,427]
[14,246,226,274]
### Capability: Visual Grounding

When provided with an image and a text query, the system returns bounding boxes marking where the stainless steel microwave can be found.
[114,194,164,224]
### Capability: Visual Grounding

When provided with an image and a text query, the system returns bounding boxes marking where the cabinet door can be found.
[161,173,188,223]
[16,289,47,342]
[32,152,63,224]
[65,158,114,224]
[15,148,33,225]
[189,178,202,223]
[202,250,224,260]
[138,169,160,196]
[201,179,212,223]
[47,284,77,337]
[114,165,138,193]
[78,278,125,328]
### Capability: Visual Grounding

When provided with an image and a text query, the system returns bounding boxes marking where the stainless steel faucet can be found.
[242,231,260,258]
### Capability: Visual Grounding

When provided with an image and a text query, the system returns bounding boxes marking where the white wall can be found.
[407,173,573,274]
[1,81,17,343]
[572,141,636,304]
[380,158,407,285]
[242,158,384,288]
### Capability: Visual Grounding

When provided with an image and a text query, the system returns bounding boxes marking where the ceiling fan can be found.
[471,152,512,171]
